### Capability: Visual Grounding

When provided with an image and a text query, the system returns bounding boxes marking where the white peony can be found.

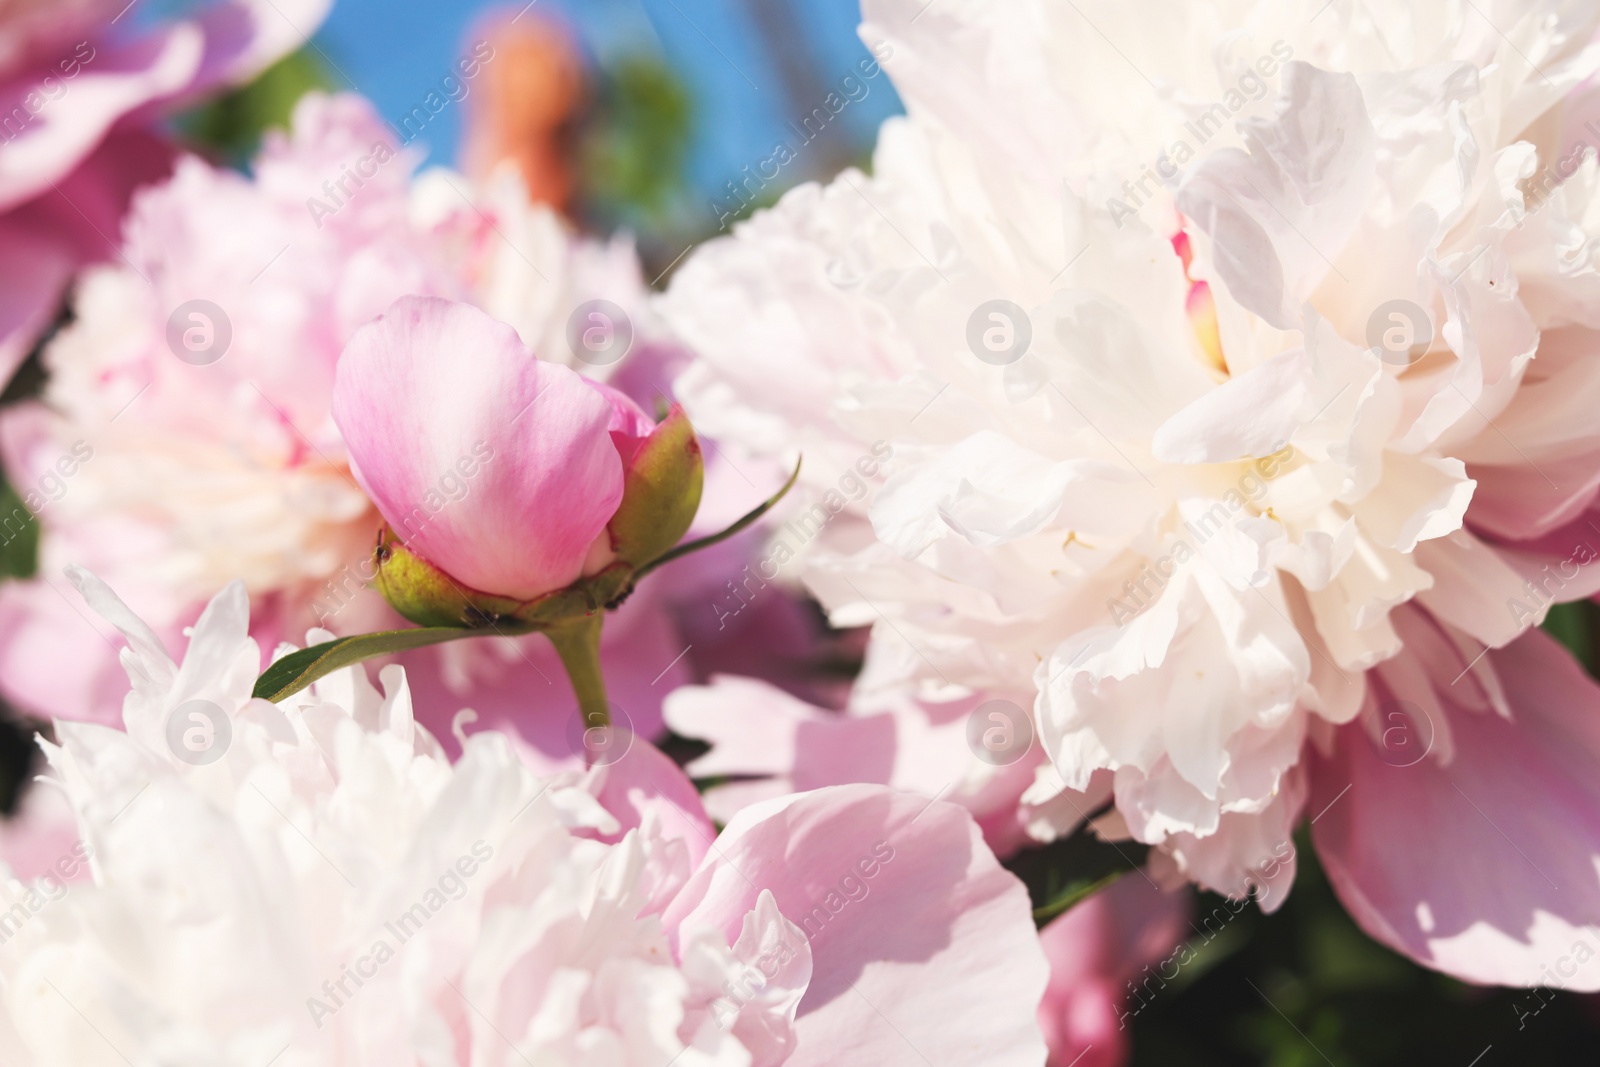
[659,0,1600,905]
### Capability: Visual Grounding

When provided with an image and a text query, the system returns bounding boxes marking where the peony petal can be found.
[1177,63,1376,328]
[0,26,202,211]
[1037,874,1191,1067]
[1151,348,1310,464]
[1312,625,1600,988]
[663,784,1049,1067]
[585,733,716,870]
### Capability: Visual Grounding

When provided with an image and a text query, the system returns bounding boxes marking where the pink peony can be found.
[0,91,780,762]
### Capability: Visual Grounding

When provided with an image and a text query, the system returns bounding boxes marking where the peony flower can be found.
[0,568,1049,1066]
[659,0,1600,988]
[0,0,330,380]
[0,91,768,760]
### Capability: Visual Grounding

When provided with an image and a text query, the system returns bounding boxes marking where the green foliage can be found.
[1542,599,1597,674]
[1005,828,1150,925]
[1128,833,1597,1064]
[177,49,332,166]
[577,54,693,231]
[0,480,38,583]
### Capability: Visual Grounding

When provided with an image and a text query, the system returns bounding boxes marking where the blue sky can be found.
[313,0,902,201]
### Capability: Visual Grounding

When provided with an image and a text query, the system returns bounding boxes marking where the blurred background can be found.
[8,1,1600,1062]
[166,0,903,275]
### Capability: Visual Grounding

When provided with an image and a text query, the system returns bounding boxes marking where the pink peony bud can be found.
[332,296,701,625]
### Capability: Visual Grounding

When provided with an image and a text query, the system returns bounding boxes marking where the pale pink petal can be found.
[1151,348,1310,464]
[0,580,128,726]
[188,0,335,94]
[0,779,91,885]
[1176,63,1375,328]
[663,784,1049,1067]
[0,129,173,384]
[583,736,715,870]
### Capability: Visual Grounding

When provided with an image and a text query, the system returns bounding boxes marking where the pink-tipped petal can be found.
[333,295,625,600]
[588,376,656,465]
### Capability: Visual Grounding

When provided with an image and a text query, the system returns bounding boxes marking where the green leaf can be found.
[253,625,528,703]
[1005,827,1147,928]
[176,48,332,166]
[578,54,694,229]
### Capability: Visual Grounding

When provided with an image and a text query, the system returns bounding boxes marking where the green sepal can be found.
[373,530,526,629]
[375,529,637,630]
[607,404,704,569]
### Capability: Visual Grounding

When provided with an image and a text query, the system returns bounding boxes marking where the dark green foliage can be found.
[1129,835,1600,1065]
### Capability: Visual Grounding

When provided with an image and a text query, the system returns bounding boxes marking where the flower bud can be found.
[333,296,701,628]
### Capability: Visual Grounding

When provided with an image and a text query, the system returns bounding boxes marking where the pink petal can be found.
[187,0,335,94]
[1312,623,1600,988]
[333,296,625,600]
[0,211,75,385]
[664,784,1049,1067]
[0,26,202,211]
[0,129,174,385]
[0,0,325,212]
[0,780,91,886]
[587,377,656,467]
[0,580,129,726]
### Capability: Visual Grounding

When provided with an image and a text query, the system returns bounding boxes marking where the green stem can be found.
[1031,869,1126,926]
[544,613,611,737]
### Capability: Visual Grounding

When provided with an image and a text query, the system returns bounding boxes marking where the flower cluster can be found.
[0,571,1047,1065]
[0,88,753,758]
[9,0,1600,1062]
